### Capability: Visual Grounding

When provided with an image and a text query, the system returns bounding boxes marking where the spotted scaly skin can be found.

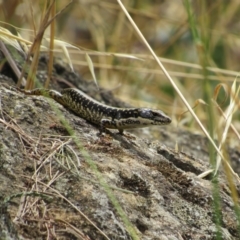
[19,88,171,134]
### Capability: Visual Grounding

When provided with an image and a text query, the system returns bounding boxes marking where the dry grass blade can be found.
[198,169,214,178]
[213,83,229,102]
[66,145,81,167]
[213,102,240,141]
[21,0,56,89]
[0,27,28,53]
[68,48,240,79]
[18,0,73,89]
[56,219,91,240]
[116,0,240,183]
[72,59,236,82]
[45,1,56,88]
[214,79,240,175]
[199,80,240,179]
[85,53,98,90]
[111,53,144,61]
[59,43,74,72]
[213,79,240,209]
[178,98,208,122]
[44,38,80,72]
[17,32,30,55]
[75,48,240,76]
[0,41,26,85]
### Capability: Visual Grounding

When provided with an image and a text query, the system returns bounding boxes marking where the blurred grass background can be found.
[1,0,240,131]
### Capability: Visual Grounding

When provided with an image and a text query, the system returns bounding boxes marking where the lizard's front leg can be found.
[100,119,123,135]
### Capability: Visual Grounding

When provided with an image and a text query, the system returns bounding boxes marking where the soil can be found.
[0,44,240,240]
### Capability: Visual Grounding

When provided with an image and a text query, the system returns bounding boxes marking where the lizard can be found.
[18,88,171,134]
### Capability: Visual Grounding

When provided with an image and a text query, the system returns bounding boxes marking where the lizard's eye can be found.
[139,109,153,118]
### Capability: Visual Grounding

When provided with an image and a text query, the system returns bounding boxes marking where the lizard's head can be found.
[138,108,171,125]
